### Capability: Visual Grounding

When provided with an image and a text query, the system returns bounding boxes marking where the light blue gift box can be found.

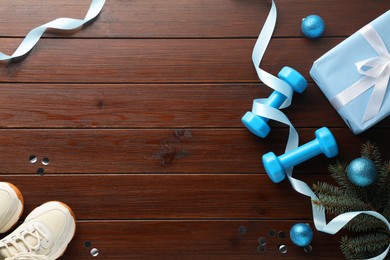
[310,10,390,134]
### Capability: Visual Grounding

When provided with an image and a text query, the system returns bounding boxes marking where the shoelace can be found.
[1,225,49,260]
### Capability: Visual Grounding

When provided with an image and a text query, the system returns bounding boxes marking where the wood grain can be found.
[0,38,341,83]
[0,0,388,259]
[57,220,343,259]
[0,174,329,220]
[0,0,389,38]
[0,128,387,174]
[1,83,389,128]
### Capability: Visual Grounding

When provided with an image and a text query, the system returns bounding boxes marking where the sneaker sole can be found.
[57,201,76,259]
[26,201,76,260]
[0,182,24,233]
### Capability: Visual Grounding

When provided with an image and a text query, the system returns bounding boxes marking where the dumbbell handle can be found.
[278,139,321,169]
[242,67,307,138]
[263,127,338,183]
[261,91,287,123]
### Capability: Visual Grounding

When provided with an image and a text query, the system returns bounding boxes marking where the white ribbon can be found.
[250,2,390,259]
[0,0,106,61]
[250,0,294,114]
[330,24,390,123]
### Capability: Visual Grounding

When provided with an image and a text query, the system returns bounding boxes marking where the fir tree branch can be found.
[340,233,390,260]
[312,182,344,197]
[345,214,389,232]
[384,208,390,224]
[328,161,349,190]
[329,162,361,197]
[312,194,373,215]
[378,161,390,218]
[340,236,366,260]
[314,142,389,259]
[361,141,382,166]
[329,161,377,203]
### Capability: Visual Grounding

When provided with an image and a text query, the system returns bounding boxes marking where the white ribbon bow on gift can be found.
[330,24,390,123]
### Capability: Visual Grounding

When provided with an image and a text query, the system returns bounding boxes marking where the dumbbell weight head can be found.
[242,111,271,138]
[242,67,307,138]
[315,127,338,158]
[278,66,308,94]
[262,152,285,183]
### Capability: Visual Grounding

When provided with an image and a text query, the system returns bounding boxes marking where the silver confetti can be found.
[304,245,313,253]
[278,244,288,254]
[90,248,99,257]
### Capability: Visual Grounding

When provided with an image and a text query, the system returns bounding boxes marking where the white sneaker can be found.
[0,183,24,234]
[0,201,76,260]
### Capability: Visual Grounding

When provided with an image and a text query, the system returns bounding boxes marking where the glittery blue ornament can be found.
[301,15,325,38]
[290,223,313,247]
[347,158,377,187]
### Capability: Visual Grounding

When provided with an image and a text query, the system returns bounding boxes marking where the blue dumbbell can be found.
[242,66,308,138]
[262,127,338,183]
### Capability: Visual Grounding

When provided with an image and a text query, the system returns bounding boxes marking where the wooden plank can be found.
[0,128,387,174]
[0,38,340,83]
[60,220,342,259]
[0,0,389,38]
[2,83,388,128]
[0,1,386,260]
[1,174,324,220]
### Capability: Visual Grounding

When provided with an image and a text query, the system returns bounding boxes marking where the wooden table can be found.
[0,0,389,259]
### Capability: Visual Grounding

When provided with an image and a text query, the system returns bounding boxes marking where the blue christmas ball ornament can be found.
[290,223,313,247]
[347,158,377,187]
[301,15,325,38]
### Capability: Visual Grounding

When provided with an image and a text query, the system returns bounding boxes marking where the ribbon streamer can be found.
[250,1,390,259]
[250,0,294,111]
[0,0,106,61]
[330,24,390,123]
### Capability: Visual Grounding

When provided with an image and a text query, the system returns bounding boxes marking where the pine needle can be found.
[345,214,388,232]
[316,142,390,259]
[340,233,390,259]
[313,182,344,197]
[361,141,382,166]
[313,194,372,215]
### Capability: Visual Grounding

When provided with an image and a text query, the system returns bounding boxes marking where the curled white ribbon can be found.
[330,24,390,123]
[250,0,293,113]
[250,2,390,259]
[0,0,106,61]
